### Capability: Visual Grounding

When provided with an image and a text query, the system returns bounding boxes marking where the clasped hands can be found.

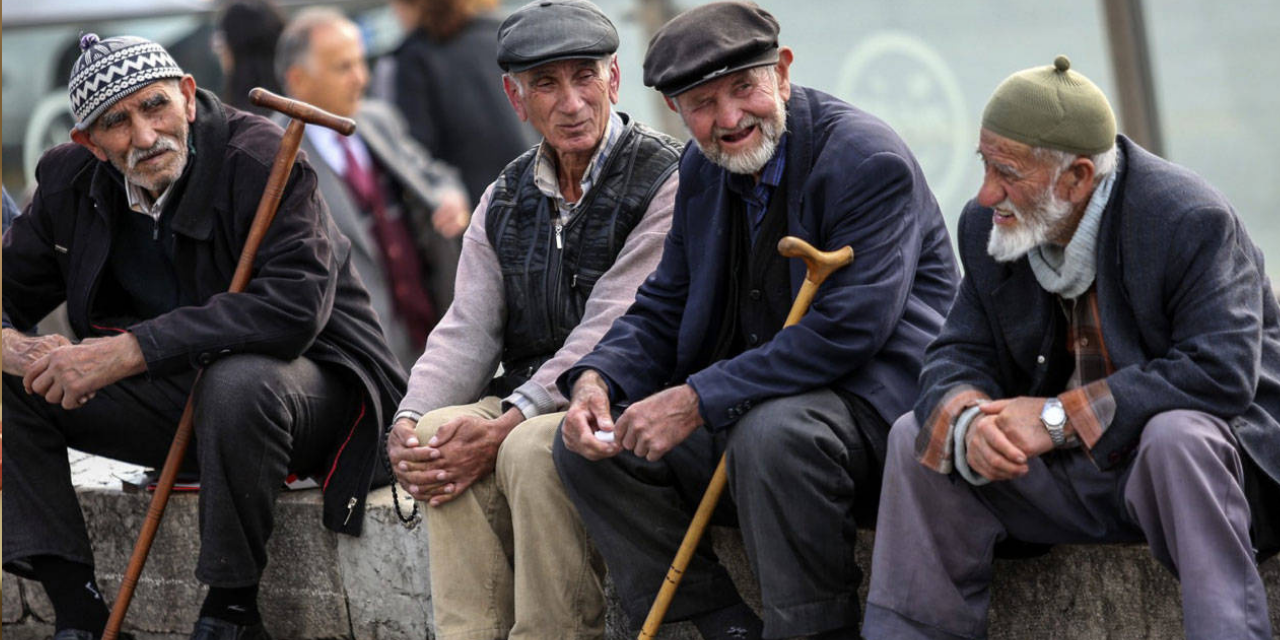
[2,328,145,410]
[964,396,1058,482]
[561,370,703,462]
[387,407,523,507]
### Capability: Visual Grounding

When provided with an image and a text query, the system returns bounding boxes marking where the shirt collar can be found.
[725,133,788,197]
[532,109,623,213]
[126,133,195,220]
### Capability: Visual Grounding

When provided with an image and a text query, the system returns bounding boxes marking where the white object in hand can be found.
[594,430,615,443]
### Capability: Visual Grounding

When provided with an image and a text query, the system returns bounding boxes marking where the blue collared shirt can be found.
[725,134,788,246]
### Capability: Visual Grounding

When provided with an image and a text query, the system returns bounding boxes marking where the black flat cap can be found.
[643,2,780,97]
[497,0,618,72]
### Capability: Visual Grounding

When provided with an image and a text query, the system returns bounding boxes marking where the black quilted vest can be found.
[485,114,681,393]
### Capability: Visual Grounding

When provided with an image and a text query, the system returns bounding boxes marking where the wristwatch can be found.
[1040,398,1068,448]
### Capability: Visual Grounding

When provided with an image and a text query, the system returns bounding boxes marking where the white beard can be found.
[691,92,787,175]
[986,190,1073,263]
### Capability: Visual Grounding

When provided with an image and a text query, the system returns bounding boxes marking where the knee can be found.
[1136,410,1236,466]
[414,406,455,443]
[727,397,825,479]
[887,412,921,460]
[496,413,559,481]
[194,355,290,428]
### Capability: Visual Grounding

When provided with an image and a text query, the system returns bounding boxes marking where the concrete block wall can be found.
[4,475,1279,639]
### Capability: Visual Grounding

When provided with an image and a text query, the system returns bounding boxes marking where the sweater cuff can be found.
[505,380,558,419]
[951,405,991,486]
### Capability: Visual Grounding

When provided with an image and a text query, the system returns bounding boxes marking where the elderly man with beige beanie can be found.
[862,56,1280,640]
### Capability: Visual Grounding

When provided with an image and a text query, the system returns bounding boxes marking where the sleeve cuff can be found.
[504,380,559,419]
[1058,379,1115,451]
[914,385,992,474]
[951,405,991,486]
[393,409,423,425]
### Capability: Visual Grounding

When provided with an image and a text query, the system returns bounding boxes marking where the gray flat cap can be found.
[643,2,779,97]
[497,0,618,73]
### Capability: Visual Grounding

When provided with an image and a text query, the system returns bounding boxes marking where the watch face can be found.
[1043,404,1066,425]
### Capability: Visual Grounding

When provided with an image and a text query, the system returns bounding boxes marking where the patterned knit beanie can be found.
[69,33,185,131]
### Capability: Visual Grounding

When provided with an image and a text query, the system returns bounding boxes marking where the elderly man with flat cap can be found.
[552,3,958,638]
[2,34,404,640]
[383,0,681,637]
[862,56,1280,640]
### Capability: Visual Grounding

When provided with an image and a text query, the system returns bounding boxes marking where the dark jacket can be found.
[2,89,406,535]
[562,86,958,438]
[916,136,1280,548]
[390,15,536,205]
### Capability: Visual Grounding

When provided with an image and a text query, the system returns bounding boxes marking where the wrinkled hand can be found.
[562,370,621,460]
[2,328,71,377]
[388,416,432,496]
[965,397,1054,481]
[403,408,523,507]
[431,189,471,239]
[23,333,146,410]
[616,384,703,462]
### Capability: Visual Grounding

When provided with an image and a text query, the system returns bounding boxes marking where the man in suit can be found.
[278,7,470,368]
[551,4,958,638]
[862,56,1280,640]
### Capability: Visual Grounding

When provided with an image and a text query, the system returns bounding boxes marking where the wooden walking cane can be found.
[637,236,854,640]
[102,88,356,640]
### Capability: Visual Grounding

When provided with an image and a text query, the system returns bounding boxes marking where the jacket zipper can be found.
[343,497,358,526]
[547,204,589,338]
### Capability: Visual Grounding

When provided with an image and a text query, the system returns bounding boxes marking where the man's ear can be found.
[179,75,197,123]
[606,55,621,105]
[502,74,529,122]
[70,128,108,162]
[1058,157,1097,205]
[664,96,679,113]
[774,47,794,102]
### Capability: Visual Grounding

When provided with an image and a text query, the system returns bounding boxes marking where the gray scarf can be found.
[1028,170,1117,299]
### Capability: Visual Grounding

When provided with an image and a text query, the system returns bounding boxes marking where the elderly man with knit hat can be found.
[552,3,958,638]
[862,56,1280,640]
[2,34,405,640]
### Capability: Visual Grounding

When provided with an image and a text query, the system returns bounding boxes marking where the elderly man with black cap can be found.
[383,0,681,637]
[2,34,405,640]
[862,56,1280,640]
[551,2,958,638]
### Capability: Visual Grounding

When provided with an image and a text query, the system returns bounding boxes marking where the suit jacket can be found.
[293,99,462,369]
[563,86,959,442]
[916,136,1280,530]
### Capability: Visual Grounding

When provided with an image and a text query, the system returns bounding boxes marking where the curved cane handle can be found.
[777,236,854,286]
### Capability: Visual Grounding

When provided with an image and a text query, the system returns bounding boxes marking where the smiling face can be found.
[71,76,197,197]
[976,128,1092,262]
[669,48,792,176]
[504,56,620,162]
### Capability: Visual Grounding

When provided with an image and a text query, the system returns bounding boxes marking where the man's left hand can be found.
[615,384,703,462]
[417,407,523,507]
[24,333,147,410]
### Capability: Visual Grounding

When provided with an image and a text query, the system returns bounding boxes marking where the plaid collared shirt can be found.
[916,287,1118,473]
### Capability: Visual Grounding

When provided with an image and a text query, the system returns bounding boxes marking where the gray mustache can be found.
[127,136,180,170]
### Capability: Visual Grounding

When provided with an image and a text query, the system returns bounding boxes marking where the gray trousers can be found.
[553,388,883,639]
[2,354,355,587]
[863,410,1272,640]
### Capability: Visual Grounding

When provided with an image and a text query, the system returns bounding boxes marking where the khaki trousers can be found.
[419,397,605,640]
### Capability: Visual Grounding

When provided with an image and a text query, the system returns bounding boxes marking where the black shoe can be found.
[188,617,271,640]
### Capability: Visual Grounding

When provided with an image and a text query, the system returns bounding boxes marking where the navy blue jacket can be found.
[917,136,1280,497]
[562,85,958,432]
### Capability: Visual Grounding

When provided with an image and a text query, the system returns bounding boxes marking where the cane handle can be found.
[249,87,356,135]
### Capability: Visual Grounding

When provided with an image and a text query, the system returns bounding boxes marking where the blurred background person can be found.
[279,7,471,371]
[213,0,286,116]
[378,0,535,207]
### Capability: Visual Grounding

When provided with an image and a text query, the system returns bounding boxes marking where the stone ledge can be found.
[3,473,1278,639]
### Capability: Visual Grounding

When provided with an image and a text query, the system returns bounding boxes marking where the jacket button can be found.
[749,289,762,300]
[198,353,213,366]
[1037,355,1046,364]
[747,333,759,346]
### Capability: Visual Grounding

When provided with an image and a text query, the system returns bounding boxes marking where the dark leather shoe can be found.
[188,617,271,640]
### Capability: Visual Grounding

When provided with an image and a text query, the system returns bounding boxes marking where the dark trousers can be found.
[2,354,355,587]
[553,388,884,639]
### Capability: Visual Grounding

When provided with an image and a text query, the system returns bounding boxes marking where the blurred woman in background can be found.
[214,0,286,115]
